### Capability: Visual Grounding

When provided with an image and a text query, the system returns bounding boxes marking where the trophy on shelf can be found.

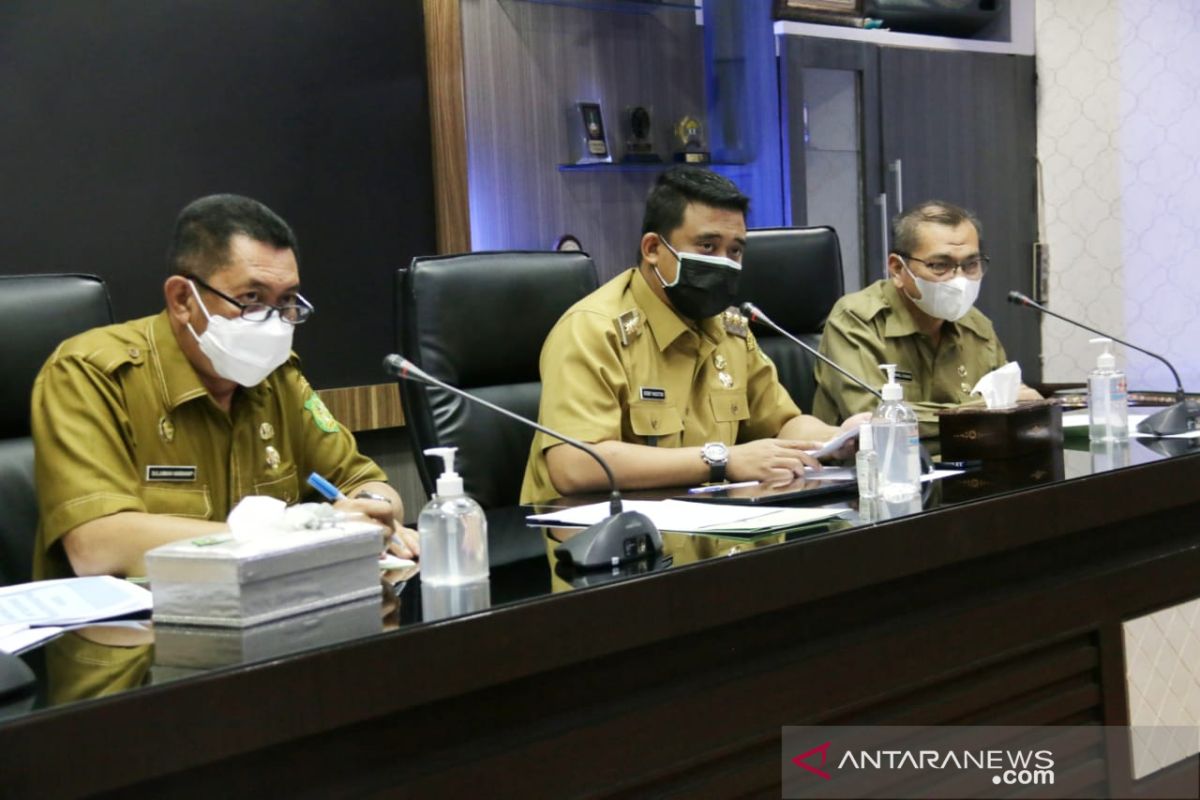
[621,105,661,163]
[568,101,612,165]
[673,115,711,164]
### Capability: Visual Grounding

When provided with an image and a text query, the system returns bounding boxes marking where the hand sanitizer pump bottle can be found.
[871,364,920,503]
[1087,337,1128,442]
[418,447,489,585]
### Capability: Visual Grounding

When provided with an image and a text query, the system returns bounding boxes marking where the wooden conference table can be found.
[3,435,1200,798]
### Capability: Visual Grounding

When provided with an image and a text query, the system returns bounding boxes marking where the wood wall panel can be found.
[424,0,472,255]
[461,0,707,281]
[318,383,404,431]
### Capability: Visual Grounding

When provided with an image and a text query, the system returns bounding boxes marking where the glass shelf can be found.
[517,0,700,14]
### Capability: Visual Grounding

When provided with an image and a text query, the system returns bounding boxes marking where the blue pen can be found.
[307,472,346,502]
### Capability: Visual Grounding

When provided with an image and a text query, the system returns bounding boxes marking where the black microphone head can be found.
[1007,290,1030,306]
[739,301,759,321]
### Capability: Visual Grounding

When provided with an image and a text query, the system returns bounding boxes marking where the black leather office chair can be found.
[396,251,599,510]
[0,274,114,586]
[738,226,845,413]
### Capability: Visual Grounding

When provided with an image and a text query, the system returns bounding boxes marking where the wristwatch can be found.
[700,441,729,484]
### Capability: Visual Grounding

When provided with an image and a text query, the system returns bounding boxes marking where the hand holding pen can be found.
[307,473,419,559]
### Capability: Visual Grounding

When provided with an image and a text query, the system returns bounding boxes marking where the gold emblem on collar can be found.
[615,309,642,347]
[721,308,748,338]
[957,364,968,377]
[714,353,727,370]
[259,422,275,441]
[265,445,281,470]
[158,416,175,443]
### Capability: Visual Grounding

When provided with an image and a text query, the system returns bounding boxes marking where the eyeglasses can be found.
[899,254,989,280]
[185,275,314,324]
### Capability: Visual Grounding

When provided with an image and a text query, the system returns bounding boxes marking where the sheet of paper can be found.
[922,469,964,483]
[535,501,816,532]
[0,576,152,627]
[0,625,63,655]
[694,506,844,532]
[805,426,859,459]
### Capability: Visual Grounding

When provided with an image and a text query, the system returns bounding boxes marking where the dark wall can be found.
[0,1,435,388]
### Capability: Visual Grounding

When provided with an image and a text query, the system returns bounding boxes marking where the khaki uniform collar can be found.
[879,278,988,341]
[148,310,281,412]
[630,268,695,352]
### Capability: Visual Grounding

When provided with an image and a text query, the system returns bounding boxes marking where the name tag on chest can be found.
[146,465,197,482]
[894,369,914,383]
[640,387,667,401]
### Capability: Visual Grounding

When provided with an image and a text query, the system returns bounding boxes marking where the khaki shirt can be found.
[520,269,802,504]
[32,311,386,579]
[812,279,1009,437]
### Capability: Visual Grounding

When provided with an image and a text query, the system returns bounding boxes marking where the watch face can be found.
[702,442,728,464]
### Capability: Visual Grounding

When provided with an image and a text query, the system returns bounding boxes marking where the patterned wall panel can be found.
[1037,0,1200,392]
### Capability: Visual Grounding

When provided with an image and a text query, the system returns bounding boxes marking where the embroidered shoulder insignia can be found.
[721,307,748,339]
[304,393,339,433]
[614,309,642,346]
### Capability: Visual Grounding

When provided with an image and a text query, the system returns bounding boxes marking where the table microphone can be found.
[739,302,883,401]
[1007,290,1199,435]
[383,354,661,569]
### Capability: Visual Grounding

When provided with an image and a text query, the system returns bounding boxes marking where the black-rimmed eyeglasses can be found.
[185,275,314,324]
[898,254,989,280]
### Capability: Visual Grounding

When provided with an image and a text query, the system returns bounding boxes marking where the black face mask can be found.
[655,240,742,320]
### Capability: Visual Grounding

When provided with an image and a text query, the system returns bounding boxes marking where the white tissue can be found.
[971,361,1022,409]
[225,496,288,536]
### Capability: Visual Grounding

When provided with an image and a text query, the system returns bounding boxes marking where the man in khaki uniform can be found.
[813,200,1040,438]
[32,194,416,580]
[521,167,863,505]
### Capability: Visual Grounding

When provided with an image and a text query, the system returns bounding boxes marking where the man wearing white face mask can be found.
[812,200,1040,437]
[31,194,417,581]
[521,167,862,505]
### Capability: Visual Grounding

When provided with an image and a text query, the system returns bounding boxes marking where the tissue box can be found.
[153,594,381,669]
[936,399,1063,460]
[145,522,383,627]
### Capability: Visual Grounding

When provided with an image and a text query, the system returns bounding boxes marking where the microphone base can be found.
[1136,399,1200,436]
[553,511,662,570]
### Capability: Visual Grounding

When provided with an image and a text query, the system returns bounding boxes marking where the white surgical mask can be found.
[187,281,294,387]
[903,265,981,322]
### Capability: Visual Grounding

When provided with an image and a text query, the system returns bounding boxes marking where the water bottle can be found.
[417,447,489,586]
[1088,337,1128,442]
[871,364,920,502]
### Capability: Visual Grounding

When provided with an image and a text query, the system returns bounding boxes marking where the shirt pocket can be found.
[254,467,300,504]
[141,486,213,519]
[709,390,750,442]
[629,402,684,446]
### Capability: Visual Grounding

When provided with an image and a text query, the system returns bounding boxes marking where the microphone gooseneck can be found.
[1007,290,1196,434]
[739,301,883,401]
[384,354,662,568]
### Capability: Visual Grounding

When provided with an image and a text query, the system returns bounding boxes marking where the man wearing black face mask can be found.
[521,167,863,504]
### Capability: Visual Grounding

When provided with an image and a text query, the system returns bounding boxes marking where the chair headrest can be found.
[0,274,113,438]
[738,226,845,335]
[399,251,598,388]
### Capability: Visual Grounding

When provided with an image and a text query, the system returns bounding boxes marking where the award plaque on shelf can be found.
[621,105,661,163]
[569,101,612,164]
[673,115,710,164]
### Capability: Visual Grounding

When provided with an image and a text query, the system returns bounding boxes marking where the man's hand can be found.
[728,438,822,482]
[334,495,420,559]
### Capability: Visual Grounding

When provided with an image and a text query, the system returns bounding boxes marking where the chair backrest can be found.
[0,274,113,585]
[396,252,599,509]
[738,226,845,413]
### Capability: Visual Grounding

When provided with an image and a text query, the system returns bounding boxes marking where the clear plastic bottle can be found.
[871,364,920,502]
[417,447,489,586]
[1087,337,1128,442]
[855,422,878,501]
